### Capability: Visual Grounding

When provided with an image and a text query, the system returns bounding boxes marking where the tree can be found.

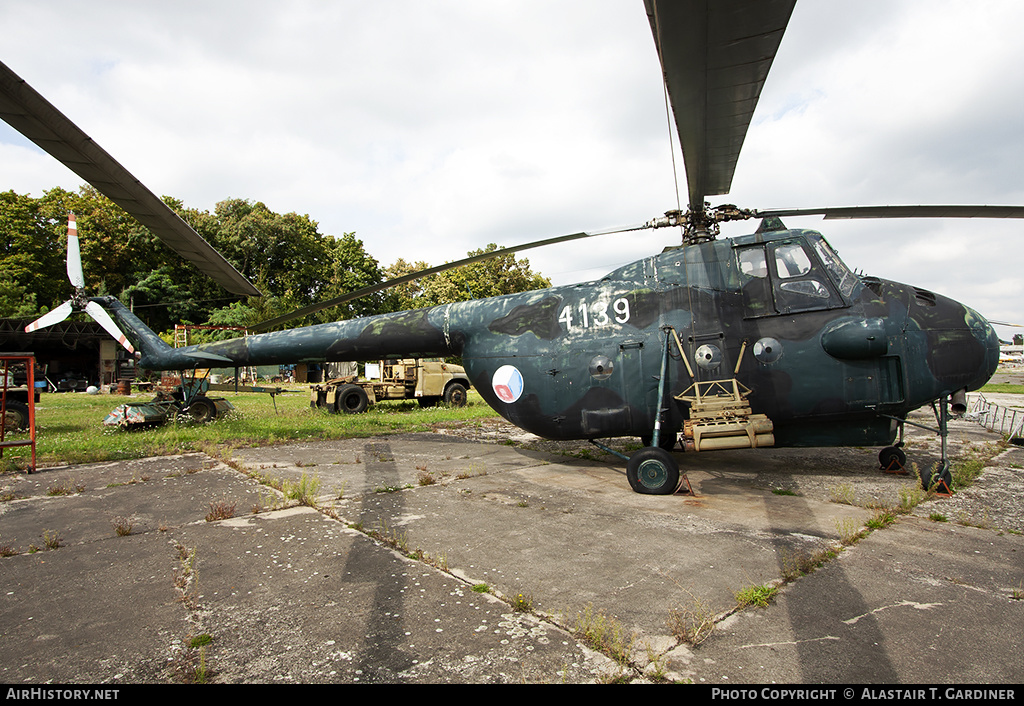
[0,190,63,315]
[383,244,551,310]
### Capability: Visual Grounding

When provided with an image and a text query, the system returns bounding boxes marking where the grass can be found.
[0,386,500,471]
[980,383,1024,394]
[734,583,778,608]
[282,473,321,506]
[564,604,633,665]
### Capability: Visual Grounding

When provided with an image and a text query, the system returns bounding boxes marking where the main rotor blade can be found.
[253,222,651,331]
[645,0,796,212]
[0,60,260,297]
[85,301,135,354]
[755,205,1024,220]
[24,300,73,333]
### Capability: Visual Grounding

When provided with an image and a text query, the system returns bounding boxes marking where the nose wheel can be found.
[881,392,960,494]
[878,444,907,472]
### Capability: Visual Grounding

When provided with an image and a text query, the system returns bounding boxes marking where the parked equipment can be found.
[310,359,470,414]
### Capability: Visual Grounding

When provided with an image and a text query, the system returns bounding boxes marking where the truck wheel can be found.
[1,400,30,431]
[443,382,468,407]
[336,384,369,414]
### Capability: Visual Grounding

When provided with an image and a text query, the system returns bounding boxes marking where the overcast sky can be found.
[2,1,1023,334]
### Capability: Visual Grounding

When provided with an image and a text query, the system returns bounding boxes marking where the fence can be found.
[969,394,1024,439]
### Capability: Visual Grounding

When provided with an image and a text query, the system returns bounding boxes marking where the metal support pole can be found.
[652,327,672,448]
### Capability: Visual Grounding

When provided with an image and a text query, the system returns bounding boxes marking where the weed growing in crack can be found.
[835,516,866,545]
[667,596,715,646]
[112,515,136,536]
[510,592,533,612]
[565,604,634,665]
[205,499,236,522]
[47,478,84,496]
[173,543,199,608]
[282,473,321,506]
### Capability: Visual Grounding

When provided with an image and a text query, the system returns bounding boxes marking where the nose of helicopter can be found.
[906,287,1000,397]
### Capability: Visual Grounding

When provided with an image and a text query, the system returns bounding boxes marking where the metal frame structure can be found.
[0,353,36,473]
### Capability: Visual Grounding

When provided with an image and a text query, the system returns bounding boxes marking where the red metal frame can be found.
[0,354,36,473]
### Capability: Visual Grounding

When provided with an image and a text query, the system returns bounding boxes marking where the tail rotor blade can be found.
[85,301,135,354]
[24,300,74,333]
[65,213,84,289]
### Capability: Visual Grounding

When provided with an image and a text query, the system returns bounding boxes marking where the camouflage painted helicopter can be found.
[2,0,1017,494]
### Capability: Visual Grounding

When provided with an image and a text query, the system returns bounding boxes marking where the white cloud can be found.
[1,0,1022,333]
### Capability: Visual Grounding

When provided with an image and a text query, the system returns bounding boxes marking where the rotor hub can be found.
[647,204,757,246]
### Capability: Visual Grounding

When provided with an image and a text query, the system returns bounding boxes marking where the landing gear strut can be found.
[881,393,959,494]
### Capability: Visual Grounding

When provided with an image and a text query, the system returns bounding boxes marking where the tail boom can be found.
[97,297,461,371]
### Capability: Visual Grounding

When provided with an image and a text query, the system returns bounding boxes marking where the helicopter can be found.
[2,0,1019,494]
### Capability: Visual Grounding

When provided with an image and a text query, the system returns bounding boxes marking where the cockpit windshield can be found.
[811,238,858,297]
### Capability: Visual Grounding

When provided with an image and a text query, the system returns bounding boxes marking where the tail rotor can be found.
[23,213,135,354]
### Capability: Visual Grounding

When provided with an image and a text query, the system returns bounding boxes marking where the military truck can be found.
[310,359,470,414]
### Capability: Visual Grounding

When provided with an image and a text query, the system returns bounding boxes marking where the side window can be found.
[737,246,774,317]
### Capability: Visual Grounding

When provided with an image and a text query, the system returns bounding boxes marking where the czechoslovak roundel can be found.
[491,365,524,403]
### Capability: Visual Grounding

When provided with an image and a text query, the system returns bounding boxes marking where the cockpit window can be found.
[739,248,768,279]
[773,243,813,279]
[812,239,858,297]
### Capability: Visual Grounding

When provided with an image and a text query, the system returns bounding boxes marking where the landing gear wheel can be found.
[878,446,907,470]
[443,382,468,407]
[626,447,680,495]
[923,460,953,493]
[1,400,29,431]
[186,397,216,423]
[335,384,369,414]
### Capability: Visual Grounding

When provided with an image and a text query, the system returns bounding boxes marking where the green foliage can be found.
[734,583,778,608]
[382,244,551,310]
[2,185,553,338]
[0,188,390,334]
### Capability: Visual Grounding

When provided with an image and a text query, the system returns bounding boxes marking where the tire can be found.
[878,446,907,470]
[922,460,953,492]
[335,384,369,414]
[1,400,29,431]
[626,447,680,495]
[443,382,468,407]
[187,397,217,423]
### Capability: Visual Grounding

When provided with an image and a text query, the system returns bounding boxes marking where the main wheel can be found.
[186,397,217,423]
[1,400,29,431]
[626,447,681,495]
[335,384,369,414]
[443,382,468,407]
